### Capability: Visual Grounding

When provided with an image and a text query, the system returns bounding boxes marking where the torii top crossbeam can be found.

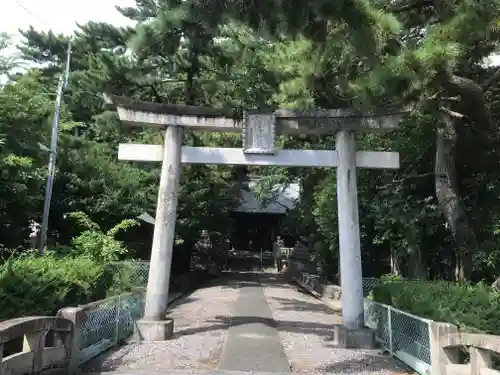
[103,94,408,135]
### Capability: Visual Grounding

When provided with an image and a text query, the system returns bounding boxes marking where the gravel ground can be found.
[262,276,415,375]
[82,278,240,373]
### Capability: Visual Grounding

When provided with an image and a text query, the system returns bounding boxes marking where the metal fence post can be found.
[114,296,120,345]
[388,305,393,355]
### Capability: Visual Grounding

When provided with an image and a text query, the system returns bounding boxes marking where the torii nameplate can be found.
[243,112,276,154]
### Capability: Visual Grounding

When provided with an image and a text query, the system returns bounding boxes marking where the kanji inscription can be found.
[243,113,276,154]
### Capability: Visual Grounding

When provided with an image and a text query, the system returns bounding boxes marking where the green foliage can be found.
[0,69,52,251]
[0,33,22,77]
[69,211,139,262]
[380,273,404,282]
[1,0,500,303]
[0,254,102,319]
[372,281,500,334]
[1,15,241,255]
[0,252,148,320]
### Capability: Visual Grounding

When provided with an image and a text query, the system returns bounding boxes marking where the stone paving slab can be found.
[218,282,290,372]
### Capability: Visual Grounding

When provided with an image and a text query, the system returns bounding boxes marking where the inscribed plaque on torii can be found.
[243,113,276,154]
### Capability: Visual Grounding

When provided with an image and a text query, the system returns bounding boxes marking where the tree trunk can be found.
[434,114,476,281]
[406,225,426,280]
[185,48,199,106]
[390,244,402,276]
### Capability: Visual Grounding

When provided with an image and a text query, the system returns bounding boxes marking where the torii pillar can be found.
[104,94,407,343]
[144,125,182,326]
[336,130,363,330]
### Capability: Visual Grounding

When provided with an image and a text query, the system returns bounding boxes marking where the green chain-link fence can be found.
[76,262,203,364]
[76,261,149,363]
[288,259,431,374]
[364,299,432,367]
[78,290,145,364]
[107,261,150,293]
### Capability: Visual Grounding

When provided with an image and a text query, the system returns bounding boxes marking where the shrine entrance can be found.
[225,211,283,271]
[230,211,281,252]
[229,178,297,255]
[106,93,407,345]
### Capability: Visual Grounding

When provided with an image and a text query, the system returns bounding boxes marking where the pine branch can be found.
[376,172,435,190]
[149,84,165,102]
[389,0,435,13]
[439,106,466,119]
[441,96,461,103]
[441,73,492,130]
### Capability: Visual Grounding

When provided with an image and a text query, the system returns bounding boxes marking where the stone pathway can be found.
[263,274,413,374]
[83,273,414,375]
[218,277,290,372]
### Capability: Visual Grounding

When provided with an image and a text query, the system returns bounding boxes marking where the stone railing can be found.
[431,324,500,375]
[287,260,500,375]
[0,296,143,375]
[0,293,163,375]
[1,270,211,375]
[63,291,144,367]
[0,316,74,375]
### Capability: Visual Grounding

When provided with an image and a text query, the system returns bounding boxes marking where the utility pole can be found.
[38,39,72,255]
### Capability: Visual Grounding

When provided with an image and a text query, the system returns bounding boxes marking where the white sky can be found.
[2,0,136,45]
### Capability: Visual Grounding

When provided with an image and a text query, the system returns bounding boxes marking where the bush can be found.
[0,253,147,320]
[69,211,139,262]
[371,280,500,334]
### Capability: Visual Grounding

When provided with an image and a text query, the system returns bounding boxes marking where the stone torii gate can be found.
[105,94,406,344]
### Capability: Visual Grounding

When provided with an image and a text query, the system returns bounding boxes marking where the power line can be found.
[12,0,52,29]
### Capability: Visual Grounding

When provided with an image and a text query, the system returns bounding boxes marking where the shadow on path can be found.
[175,314,337,341]
[271,295,342,314]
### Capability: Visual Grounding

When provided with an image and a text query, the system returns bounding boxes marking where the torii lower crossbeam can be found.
[118,144,399,169]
